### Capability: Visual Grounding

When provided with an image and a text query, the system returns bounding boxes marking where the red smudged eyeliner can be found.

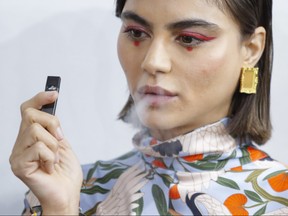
[181,32,216,41]
[180,32,216,52]
[124,25,147,47]
[134,41,140,46]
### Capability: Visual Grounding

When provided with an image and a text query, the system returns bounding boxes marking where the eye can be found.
[176,32,215,48]
[176,35,202,47]
[123,27,150,41]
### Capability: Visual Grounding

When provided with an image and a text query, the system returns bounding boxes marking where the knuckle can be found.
[28,123,43,142]
[30,123,41,135]
[10,157,21,177]
[22,107,36,123]
[47,116,60,128]
[34,141,46,151]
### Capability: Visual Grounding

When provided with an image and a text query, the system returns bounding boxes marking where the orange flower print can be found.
[150,138,158,145]
[169,184,181,200]
[230,166,243,172]
[247,146,267,161]
[152,159,167,169]
[224,193,248,216]
[182,154,204,162]
[268,172,288,192]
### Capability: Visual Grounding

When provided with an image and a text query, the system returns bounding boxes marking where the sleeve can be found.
[22,190,42,216]
[22,190,85,216]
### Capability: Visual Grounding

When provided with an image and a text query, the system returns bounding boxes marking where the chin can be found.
[139,115,173,130]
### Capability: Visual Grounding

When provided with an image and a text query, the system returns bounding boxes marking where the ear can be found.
[242,27,266,67]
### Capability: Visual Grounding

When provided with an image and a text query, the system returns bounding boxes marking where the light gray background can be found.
[0,0,287,214]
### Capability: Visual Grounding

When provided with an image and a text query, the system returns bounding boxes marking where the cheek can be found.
[182,46,242,97]
[201,43,242,80]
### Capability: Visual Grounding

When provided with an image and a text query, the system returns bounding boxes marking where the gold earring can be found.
[240,67,259,94]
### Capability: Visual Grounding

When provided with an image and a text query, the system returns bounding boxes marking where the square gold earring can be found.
[240,67,259,94]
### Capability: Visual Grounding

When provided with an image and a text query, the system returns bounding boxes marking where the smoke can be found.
[122,97,151,130]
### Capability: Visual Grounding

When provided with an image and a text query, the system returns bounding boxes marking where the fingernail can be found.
[56,127,64,140]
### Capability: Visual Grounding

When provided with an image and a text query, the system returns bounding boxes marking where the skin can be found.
[9,92,83,215]
[9,0,265,213]
[117,0,266,140]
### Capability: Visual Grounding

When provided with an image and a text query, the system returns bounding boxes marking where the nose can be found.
[141,39,172,75]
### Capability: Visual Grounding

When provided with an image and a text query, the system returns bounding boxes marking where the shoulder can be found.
[216,158,288,215]
[234,158,288,215]
[244,159,288,214]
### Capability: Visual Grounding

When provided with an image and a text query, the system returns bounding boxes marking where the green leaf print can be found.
[98,161,123,170]
[244,190,264,203]
[216,177,240,190]
[84,202,101,216]
[152,184,168,215]
[203,154,222,161]
[240,148,251,165]
[81,185,109,195]
[158,173,174,188]
[263,169,288,181]
[117,150,138,160]
[253,204,267,216]
[86,162,99,182]
[86,161,124,181]
[227,149,237,159]
[246,169,288,206]
[133,195,144,216]
[184,161,218,170]
[96,168,127,184]
[215,159,229,170]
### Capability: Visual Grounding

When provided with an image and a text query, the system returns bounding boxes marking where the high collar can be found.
[132,118,268,173]
[133,118,237,158]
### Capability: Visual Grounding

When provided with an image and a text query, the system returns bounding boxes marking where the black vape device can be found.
[41,76,61,115]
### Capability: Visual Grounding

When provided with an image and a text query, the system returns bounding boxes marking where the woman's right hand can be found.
[9,92,83,215]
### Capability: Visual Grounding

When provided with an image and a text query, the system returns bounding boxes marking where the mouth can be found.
[137,85,177,106]
[138,85,177,96]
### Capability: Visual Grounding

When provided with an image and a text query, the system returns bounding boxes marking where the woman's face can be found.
[117,0,247,140]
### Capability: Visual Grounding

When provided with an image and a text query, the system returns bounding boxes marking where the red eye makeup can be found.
[176,31,216,51]
[123,25,150,47]
[134,41,141,47]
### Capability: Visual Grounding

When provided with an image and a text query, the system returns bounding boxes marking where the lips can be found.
[138,85,177,97]
[137,85,177,106]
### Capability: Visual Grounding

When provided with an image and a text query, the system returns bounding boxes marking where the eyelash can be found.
[176,32,215,47]
[123,26,214,48]
[176,35,203,47]
[123,26,150,41]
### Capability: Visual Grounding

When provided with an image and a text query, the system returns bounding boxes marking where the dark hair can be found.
[115,0,273,145]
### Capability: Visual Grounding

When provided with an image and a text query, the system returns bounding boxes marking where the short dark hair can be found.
[115,0,273,145]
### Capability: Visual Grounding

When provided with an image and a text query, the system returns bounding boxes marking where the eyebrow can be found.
[167,19,219,31]
[121,11,152,28]
[121,11,219,31]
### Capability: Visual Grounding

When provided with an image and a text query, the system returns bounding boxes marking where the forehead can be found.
[122,0,234,29]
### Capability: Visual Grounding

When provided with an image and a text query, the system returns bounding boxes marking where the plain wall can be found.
[0,0,287,214]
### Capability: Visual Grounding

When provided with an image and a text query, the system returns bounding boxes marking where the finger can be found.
[55,139,82,180]
[11,141,57,178]
[13,122,59,154]
[20,91,58,115]
[21,108,64,141]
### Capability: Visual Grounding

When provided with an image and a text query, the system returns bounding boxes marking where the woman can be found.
[10,0,288,215]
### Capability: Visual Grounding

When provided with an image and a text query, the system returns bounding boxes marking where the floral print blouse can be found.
[24,118,288,215]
